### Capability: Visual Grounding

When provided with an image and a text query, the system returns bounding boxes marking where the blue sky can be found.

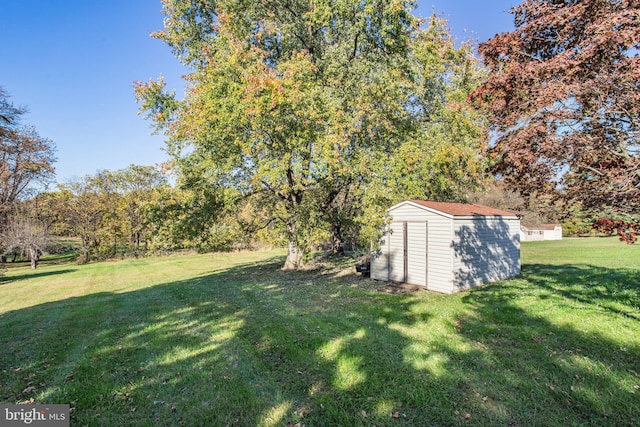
[0,0,518,183]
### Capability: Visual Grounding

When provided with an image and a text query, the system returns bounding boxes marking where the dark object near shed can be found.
[355,259,370,277]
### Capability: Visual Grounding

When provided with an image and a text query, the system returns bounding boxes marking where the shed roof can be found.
[402,200,518,218]
[522,224,561,231]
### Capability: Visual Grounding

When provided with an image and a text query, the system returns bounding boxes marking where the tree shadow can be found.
[452,218,520,290]
[451,274,640,425]
[0,255,638,425]
[523,263,640,320]
[0,269,77,284]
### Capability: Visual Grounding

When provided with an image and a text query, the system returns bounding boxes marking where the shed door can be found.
[406,222,427,286]
[388,222,405,282]
[388,221,428,286]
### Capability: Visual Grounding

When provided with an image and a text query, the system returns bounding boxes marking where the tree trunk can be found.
[332,222,345,255]
[283,240,304,270]
[82,234,90,264]
[134,231,141,257]
[28,247,39,269]
[282,221,304,270]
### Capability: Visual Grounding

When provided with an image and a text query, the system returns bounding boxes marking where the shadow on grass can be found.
[0,256,638,426]
[523,263,640,320]
[0,269,77,284]
[455,276,640,426]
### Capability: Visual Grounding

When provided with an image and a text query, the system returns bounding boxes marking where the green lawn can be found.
[1,239,638,426]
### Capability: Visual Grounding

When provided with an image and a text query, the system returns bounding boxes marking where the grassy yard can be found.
[0,238,638,426]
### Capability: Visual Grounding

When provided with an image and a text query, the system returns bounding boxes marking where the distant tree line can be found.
[3,163,602,268]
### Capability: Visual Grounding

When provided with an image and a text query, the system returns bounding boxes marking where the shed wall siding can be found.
[406,222,427,286]
[388,221,405,282]
[543,227,562,240]
[387,204,454,293]
[424,216,454,293]
[371,230,389,281]
[452,218,521,291]
[371,202,521,294]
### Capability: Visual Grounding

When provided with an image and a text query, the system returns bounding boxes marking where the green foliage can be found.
[357,16,489,245]
[49,166,175,261]
[142,181,254,253]
[136,2,489,267]
[561,216,597,237]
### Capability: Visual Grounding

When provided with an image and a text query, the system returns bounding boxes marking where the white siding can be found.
[388,221,405,282]
[380,203,455,293]
[370,228,389,281]
[424,215,454,293]
[543,227,562,240]
[370,201,521,294]
[452,218,521,291]
[406,222,427,286]
[522,229,545,241]
[521,225,562,241]
[371,205,453,293]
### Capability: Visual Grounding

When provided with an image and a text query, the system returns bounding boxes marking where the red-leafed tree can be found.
[471,0,640,242]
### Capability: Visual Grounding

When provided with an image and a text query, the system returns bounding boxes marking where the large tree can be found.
[0,89,56,224]
[57,176,109,263]
[113,165,168,254]
[358,16,488,243]
[471,0,640,237]
[137,1,487,268]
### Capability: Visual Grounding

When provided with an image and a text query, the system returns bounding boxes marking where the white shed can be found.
[371,200,521,294]
[520,224,562,242]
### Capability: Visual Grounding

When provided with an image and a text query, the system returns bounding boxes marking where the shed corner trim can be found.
[388,200,455,219]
